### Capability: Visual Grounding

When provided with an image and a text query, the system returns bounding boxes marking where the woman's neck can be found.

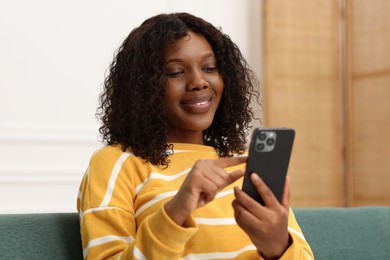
[166,129,204,145]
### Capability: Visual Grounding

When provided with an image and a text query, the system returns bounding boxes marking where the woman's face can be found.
[164,31,224,144]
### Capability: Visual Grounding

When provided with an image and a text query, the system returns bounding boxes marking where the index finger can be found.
[250,173,279,206]
[214,156,247,168]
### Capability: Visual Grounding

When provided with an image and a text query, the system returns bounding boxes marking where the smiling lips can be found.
[180,94,212,114]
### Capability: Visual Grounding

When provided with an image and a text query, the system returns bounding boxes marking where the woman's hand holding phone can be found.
[233,127,295,258]
[232,172,291,259]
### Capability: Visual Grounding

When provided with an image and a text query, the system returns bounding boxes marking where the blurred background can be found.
[0,0,389,213]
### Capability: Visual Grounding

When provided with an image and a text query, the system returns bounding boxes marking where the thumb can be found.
[227,169,245,184]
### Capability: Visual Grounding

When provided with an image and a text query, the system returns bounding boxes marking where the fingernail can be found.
[251,173,260,182]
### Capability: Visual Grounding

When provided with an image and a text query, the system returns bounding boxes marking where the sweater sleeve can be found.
[279,209,314,259]
[121,206,198,259]
[77,147,198,259]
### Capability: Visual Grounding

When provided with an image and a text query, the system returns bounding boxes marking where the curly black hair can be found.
[97,12,260,166]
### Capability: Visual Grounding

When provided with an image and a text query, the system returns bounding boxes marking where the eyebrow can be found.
[165,53,215,64]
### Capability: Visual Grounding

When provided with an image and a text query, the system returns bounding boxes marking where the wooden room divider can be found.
[263,0,390,207]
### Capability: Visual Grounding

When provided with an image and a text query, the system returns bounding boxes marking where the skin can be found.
[233,174,291,259]
[163,30,291,259]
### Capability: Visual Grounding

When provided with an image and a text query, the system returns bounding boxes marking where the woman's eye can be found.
[167,71,183,78]
[204,66,216,73]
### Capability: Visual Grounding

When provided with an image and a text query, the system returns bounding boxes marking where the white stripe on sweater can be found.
[194,217,237,225]
[179,244,257,260]
[83,235,134,258]
[135,168,191,195]
[287,227,313,259]
[288,226,307,241]
[100,152,132,207]
[79,205,123,219]
[215,189,233,198]
[133,245,147,260]
[134,190,178,218]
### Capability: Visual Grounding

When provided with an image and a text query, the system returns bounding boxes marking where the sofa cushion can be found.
[294,206,390,259]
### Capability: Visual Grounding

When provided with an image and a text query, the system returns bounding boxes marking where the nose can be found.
[186,69,209,91]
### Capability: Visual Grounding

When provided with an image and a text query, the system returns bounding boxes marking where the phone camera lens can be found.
[256,143,265,151]
[266,138,275,146]
[259,133,267,141]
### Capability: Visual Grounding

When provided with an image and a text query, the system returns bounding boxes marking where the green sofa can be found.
[0,207,389,259]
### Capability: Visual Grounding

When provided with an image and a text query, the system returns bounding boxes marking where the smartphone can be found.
[242,127,295,205]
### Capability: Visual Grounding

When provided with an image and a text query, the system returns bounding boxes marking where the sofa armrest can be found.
[0,213,83,260]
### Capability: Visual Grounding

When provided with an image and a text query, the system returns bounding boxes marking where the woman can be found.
[77,12,313,259]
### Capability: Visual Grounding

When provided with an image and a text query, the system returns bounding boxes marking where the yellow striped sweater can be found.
[77,143,313,259]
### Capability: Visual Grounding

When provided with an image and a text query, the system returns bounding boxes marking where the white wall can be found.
[0,0,263,213]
